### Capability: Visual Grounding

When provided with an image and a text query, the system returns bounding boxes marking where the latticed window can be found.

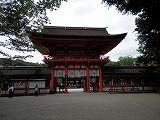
[123,79,131,85]
[133,78,141,85]
[113,79,121,86]
[103,79,110,86]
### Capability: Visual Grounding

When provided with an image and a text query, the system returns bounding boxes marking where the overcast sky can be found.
[1,0,140,63]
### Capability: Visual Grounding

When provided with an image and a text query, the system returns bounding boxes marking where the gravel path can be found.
[0,91,160,120]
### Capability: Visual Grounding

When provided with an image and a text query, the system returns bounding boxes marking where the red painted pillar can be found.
[99,68,103,92]
[86,67,90,93]
[50,69,55,91]
[83,79,87,92]
[65,68,68,94]
[110,75,113,87]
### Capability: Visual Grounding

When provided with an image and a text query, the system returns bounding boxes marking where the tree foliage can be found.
[118,56,136,66]
[102,0,160,67]
[0,58,46,66]
[105,61,120,66]
[102,0,158,15]
[0,0,66,59]
[135,13,160,66]
[106,56,136,66]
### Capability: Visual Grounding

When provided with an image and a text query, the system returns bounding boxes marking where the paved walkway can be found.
[0,89,160,120]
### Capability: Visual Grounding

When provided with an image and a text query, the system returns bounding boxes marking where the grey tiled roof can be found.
[34,26,127,38]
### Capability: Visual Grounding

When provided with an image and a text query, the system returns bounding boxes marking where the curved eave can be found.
[29,33,127,46]
[29,33,127,40]
[29,33,127,56]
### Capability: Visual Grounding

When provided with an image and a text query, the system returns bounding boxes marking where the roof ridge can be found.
[44,26,107,31]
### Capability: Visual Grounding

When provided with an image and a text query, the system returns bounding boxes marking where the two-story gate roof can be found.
[29,26,127,67]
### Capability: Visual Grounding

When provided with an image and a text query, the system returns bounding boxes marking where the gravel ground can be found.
[0,90,160,120]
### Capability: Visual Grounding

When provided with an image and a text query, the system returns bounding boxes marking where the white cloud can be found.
[0,0,140,63]
[46,0,140,62]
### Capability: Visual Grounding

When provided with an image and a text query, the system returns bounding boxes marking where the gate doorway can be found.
[67,78,83,89]
[55,77,83,93]
[67,77,99,93]
[55,76,99,93]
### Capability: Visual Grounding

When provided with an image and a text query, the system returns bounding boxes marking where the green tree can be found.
[0,58,46,66]
[102,0,160,66]
[0,0,67,59]
[117,56,137,66]
[135,15,160,66]
[105,61,120,66]
[102,0,158,15]
[0,58,13,66]
[105,56,137,67]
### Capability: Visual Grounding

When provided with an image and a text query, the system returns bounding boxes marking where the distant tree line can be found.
[106,56,137,66]
[0,55,156,67]
[0,58,46,67]
[0,56,137,67]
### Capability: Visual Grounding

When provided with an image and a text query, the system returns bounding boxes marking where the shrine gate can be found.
[29,26,127,93]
